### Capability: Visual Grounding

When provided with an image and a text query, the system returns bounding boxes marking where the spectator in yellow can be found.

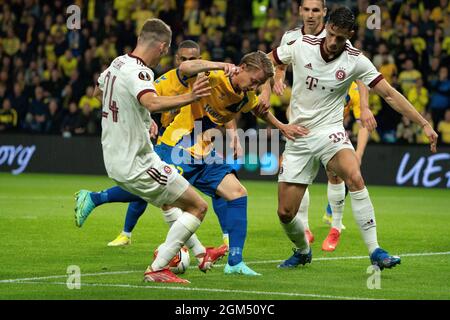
[131,1,155,36]
[78,86,101,111]
[203,5,225,37]
[95,39,118,65]
[58,49,78,78]
[430,0,450,24]
[50,14,68,36]
[2,28,20,56]
[263,8,281,43]
[398,59,422,94]
[411,26,426,56]
[114,0,134,22]
[438,109,450,144]
[184,0,204,39]
[252,0,269,29]
[0,98,18,132]
[407,78,429,114]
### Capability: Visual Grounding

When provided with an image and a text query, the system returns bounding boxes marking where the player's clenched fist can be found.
[191,74,211,100]
[423,123,438,153]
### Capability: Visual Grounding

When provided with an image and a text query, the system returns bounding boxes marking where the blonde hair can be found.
[239,51,275,81]
[138,18,172,47]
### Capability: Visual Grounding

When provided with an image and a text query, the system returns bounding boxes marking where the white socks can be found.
[297,188,310,230]
[349,187,379,254]
[328,182,345,232]
[280,214,310,254]
[151,212,201,271]
[163,207,206,258]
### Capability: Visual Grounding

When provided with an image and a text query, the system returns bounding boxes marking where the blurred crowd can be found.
[0,0,449,145]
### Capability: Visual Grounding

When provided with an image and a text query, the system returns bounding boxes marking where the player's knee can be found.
[277,207,295,224]
[192,198,208,218]
[226,184,247,201]
[345,171,365,190]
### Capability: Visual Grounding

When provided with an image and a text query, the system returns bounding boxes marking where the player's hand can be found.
[360,108,377,132]
[423,123,438,153]
[280,124,309,141]
[191,74,211,100]
[273,79,286,96]
[150,120,158,139]
[221,63,240,77]
[254,93,271,117]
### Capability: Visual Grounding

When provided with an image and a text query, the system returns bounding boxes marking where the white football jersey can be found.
[280,25,326,46]
[97,53,158,182]
[273,35,383,129]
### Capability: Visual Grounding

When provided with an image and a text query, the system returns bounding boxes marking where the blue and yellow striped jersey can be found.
[158,69,259,158]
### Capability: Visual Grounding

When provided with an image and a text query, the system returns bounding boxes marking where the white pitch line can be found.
[1,250,449,284]
[11,281,382,300]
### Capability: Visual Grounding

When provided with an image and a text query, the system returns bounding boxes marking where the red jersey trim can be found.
[369,75,384,88]
[272,48,284,65]
[128,53,149,68]
[137,89,156,102]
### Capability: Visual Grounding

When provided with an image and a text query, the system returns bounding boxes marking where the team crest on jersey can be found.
[163,165,172,174]
[335,69,346,81]
[138,71,151,81]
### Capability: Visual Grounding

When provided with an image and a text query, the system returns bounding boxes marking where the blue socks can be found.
[90,186,142,206]
[212,197,228,235]
[89,186,147,233]
[124,201,148,233]
[226,196,248,266]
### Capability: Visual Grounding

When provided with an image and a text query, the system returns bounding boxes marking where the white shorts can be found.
[278,126,354,185]
[115,157,189,208]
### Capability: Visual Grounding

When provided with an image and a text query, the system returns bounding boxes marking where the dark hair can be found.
[178,40,200,51]
[300,0,326,8]
[328,7,355,31]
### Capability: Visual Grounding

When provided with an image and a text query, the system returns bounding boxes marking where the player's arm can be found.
[254,109,309,141]
[355,124,369,165]
[93,86,103,102]
[355,79,377,132]
[178,59,239,78]
[372,79,438,152]
[224,119,243,159]
[139,75,211,113]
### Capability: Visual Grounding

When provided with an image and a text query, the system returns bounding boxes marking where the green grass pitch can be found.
[0,173,449,300]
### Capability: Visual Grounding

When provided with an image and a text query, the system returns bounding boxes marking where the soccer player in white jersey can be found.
[266,7,438,270]
[262,0,375,248]
[91,19,213,283]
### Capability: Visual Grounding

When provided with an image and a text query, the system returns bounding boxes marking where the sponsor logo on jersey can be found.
[287,40,297,45]
[139,71,152,81]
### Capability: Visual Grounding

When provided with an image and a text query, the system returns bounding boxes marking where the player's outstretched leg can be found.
[297,188,314,244]
[216,174,261,276]
[108,200,148,246]
[277,182,312,268]
[162,206,228,272]
[328,149,401,270]
[74,186,142,228]
[144,186,208,283]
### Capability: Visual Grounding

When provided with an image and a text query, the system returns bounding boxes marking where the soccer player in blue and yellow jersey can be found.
[74,41,230,272]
